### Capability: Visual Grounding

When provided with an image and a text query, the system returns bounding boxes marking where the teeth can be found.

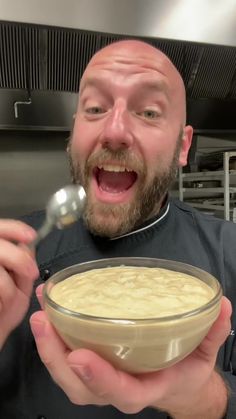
[98,164,131,172]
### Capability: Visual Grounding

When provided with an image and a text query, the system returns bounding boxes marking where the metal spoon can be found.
[29,184,86,249]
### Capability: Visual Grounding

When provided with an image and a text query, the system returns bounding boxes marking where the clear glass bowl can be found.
[43,257,222,373]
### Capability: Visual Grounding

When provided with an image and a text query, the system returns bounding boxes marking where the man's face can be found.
[68,43,192,237]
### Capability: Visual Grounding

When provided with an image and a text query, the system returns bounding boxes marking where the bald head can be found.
[81,39,187,124]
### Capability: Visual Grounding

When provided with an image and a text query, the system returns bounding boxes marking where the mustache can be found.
[85,148,145,174]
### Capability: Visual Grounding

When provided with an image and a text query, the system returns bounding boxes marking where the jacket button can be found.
[37,416,47,419]
[40,269,51,281]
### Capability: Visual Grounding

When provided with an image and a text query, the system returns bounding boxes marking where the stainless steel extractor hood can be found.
[1,0,236,47]
[1,0,236,134]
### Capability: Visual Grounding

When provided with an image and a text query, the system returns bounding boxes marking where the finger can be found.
[19,242,36,259]
[0,239,39,296]
[35,284,44,309]
[30,311,105,406]
[0,266,17,312]
[68,349,153,414]
[0,239,38,277]
[197,296,232,361]
[0,220,36,243]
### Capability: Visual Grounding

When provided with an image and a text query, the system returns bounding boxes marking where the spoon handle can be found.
[28,221,54,250]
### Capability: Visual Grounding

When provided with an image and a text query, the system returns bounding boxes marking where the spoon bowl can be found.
[29,184,86,248]
[46,184,86,229]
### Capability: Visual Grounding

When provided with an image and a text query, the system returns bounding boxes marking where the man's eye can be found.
[86,107,104,114]
[137,109,159,119]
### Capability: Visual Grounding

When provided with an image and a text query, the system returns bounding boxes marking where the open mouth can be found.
[93,164,138,195]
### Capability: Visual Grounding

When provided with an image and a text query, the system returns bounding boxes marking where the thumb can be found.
[35,284,44,309]
[197,296,232,360]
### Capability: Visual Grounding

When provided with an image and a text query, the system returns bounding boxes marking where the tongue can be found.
[98,169,136,193]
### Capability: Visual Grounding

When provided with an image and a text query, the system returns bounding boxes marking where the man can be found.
[0,39,235,419]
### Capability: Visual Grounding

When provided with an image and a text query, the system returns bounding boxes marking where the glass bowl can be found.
[43,257,222,373]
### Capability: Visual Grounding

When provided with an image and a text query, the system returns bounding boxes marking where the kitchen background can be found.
[1,0,236,219]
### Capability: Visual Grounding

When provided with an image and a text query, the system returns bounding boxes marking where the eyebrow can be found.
[79,78,105,96]
[79,77,170,100]
[136,80,170,100]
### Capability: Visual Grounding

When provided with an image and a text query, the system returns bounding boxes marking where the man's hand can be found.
[0,220,39,349]
[30,294,231,417]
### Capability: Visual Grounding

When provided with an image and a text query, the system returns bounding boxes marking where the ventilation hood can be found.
[1,0,236,135]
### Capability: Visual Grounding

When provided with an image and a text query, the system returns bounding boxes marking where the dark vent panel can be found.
[47,30,98,91]
[0,23,40,89]
[1,21,236,102]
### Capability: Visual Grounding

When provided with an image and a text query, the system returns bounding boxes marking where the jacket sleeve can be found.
[222,222,236,418]
[222,371,236,418]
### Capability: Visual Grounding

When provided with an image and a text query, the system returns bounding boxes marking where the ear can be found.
[178,125,193,167]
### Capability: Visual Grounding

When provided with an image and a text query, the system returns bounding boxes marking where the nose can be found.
[100,103,133,150]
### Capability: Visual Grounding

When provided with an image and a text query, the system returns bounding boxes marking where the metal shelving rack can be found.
[179,151,236,221]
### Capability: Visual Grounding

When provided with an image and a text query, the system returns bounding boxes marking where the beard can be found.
[67,133,182,238]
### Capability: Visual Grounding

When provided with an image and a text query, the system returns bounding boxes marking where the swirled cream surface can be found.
[49,266,214,318]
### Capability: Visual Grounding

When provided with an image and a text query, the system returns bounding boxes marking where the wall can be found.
[0,131,70,218]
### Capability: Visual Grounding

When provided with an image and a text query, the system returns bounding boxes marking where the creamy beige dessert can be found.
[49,266,214,318]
